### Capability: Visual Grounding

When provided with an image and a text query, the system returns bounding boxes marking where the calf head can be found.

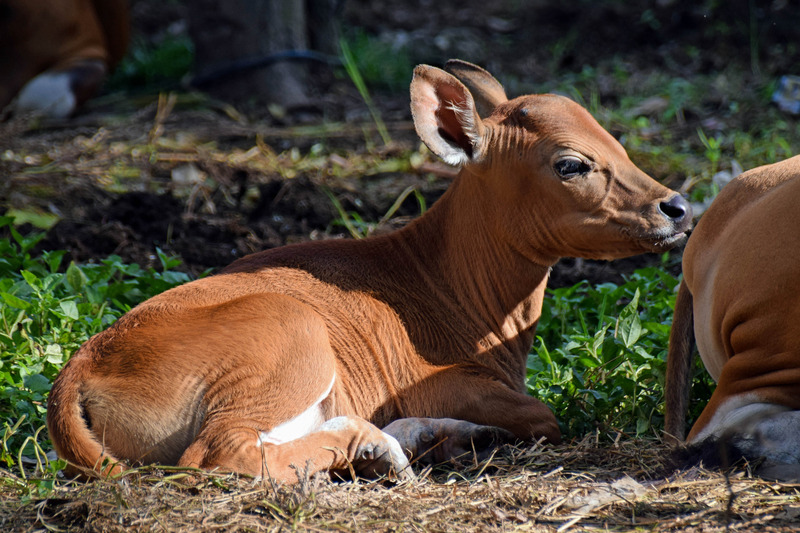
[410,61,692,262]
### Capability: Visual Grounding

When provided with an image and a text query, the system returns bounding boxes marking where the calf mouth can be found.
[635,209,693,250]
[642,228,689,250]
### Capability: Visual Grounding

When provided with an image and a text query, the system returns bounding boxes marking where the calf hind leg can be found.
[178,416,411,483]
[166,294,410,483]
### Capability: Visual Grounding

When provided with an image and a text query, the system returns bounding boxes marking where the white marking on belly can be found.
[258,373,335,446]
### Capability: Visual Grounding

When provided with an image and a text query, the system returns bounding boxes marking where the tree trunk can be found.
[188,0,319,110]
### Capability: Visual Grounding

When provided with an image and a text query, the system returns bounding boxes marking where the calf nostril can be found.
[659,194,691,221]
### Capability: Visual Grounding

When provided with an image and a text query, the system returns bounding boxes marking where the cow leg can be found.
[2,0,124,117]
[383,417,515,465]
[14,59,106,118]
[686,395,800,481]
[179,415,411,483]
[738,409,800,473]
[397,365,561,446]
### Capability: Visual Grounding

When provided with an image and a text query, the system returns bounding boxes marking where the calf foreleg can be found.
[388,365,561,462]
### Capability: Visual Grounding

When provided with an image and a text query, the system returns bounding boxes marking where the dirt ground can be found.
[3,0,800,531]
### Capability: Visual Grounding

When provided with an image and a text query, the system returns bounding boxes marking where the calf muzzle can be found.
[658,194,692,229]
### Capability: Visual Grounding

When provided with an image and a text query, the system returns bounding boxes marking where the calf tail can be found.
[46,346,125,478]
[663,280,696,444]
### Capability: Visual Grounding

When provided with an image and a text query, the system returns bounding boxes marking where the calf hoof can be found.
[351,436,413,482]
[382,417,515,465]
[319,416,413,482]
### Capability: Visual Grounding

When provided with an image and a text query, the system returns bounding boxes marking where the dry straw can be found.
[4,436,800,531]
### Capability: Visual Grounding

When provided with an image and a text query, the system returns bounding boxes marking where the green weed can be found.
[529,264,714,439]
[697,128,723,177]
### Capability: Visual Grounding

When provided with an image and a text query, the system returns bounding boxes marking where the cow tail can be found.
[663,280,696,444]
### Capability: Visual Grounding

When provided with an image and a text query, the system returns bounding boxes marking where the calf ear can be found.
[444,60,508,118]
[410,65,486,167]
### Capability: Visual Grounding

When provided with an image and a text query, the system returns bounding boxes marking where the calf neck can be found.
[47,60,691,482]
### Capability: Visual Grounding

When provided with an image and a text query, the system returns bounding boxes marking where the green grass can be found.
[339,37,392,146]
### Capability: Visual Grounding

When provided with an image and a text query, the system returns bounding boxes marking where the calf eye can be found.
[554,156,591,179]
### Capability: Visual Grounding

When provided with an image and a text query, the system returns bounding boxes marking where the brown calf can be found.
[47,61,692,483]
[0,0,129,117]
[665,155,800,480]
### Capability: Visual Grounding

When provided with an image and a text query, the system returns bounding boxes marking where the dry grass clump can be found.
[3,437,800,532]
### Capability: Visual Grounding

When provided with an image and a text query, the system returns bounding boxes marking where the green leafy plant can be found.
[697,128,723,176]
[528,265,714,439]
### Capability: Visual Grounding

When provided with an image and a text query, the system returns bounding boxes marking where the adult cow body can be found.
[665,155,800,479]
[0,0,129,117]
[48,61,692,483]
